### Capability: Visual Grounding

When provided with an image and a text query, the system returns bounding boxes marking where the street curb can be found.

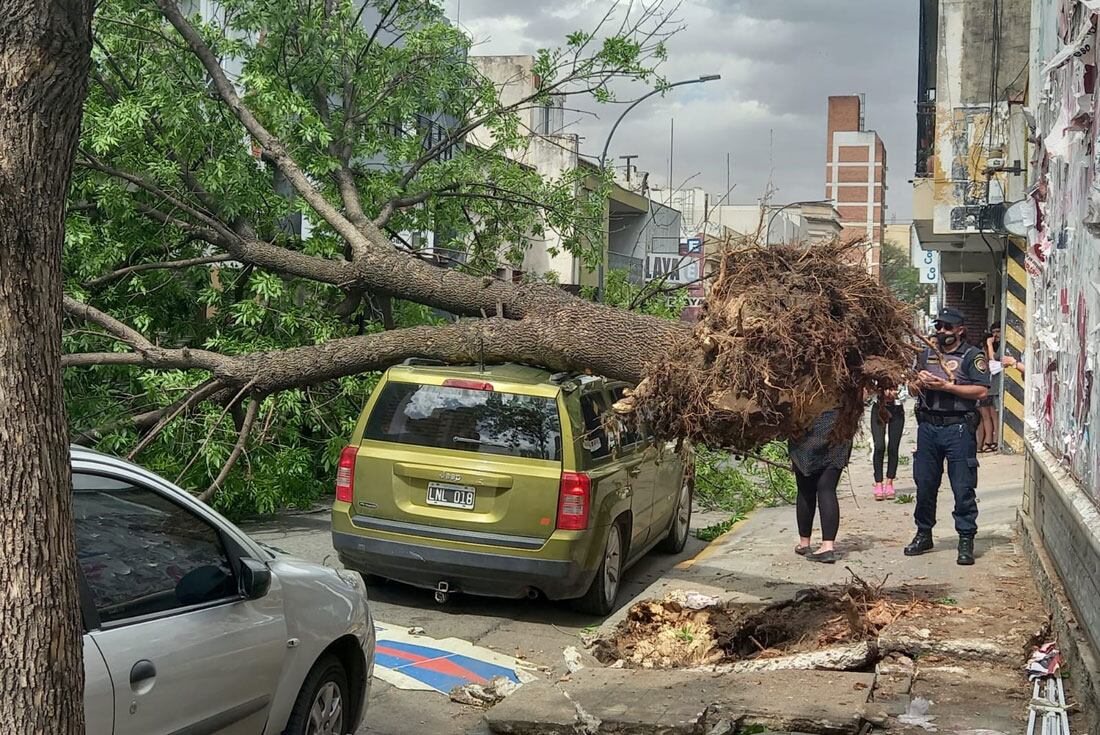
[677,513,752,571]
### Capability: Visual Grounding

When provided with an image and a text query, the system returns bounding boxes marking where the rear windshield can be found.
[364,381,563,461]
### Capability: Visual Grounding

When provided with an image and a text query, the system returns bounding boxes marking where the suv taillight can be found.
[556,472,591,530]
[336,445,357,503]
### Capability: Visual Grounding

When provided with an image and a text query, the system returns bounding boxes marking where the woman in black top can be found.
[788,408,852,564]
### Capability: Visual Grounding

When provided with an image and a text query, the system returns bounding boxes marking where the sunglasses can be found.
[933,321,957,331]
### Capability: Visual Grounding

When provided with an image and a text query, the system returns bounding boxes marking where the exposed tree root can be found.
[626,239,914,450]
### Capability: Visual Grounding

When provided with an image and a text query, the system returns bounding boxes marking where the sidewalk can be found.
[486,414,1064,734]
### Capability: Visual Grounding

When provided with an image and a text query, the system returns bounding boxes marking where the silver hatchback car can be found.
[72,447,375,735]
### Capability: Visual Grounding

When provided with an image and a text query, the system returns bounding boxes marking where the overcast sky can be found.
[446,0,919,220]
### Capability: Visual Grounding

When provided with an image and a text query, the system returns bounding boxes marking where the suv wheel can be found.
[572,522,623,616]
[285,654,350,735]
[657,477,693,553]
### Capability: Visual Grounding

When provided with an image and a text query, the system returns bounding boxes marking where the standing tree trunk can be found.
[0,1,94,732]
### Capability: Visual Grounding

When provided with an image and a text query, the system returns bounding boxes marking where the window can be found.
[73,473,237,624]
[609,386,645,446]
[580,392,611,460]
[365,382,563,461]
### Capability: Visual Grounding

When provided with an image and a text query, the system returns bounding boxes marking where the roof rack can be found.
[401,358,446,367]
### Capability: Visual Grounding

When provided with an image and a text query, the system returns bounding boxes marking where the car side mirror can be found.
[239,557,272,600]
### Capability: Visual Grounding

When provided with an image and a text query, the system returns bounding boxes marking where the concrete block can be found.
[485,668,876,735]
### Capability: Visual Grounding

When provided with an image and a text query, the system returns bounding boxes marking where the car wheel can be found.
[657,477,693,553]
[572,521,624,616]
[285,654,350,735]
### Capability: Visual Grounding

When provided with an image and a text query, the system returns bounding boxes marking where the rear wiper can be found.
[454,436,508,448]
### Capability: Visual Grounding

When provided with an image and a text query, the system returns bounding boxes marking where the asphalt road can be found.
[243,508,716,734]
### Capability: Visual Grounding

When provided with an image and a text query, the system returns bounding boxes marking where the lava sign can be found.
[645,254,700,284]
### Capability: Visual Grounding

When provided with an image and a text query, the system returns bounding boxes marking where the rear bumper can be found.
[332,530,595,600]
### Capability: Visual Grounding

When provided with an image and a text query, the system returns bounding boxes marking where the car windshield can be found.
[364,381,562,461]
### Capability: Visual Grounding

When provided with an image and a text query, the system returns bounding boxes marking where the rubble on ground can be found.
[448,676,519,707]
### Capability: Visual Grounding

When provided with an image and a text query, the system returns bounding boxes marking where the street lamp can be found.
[596,73,721,300]
[765,199,833,245]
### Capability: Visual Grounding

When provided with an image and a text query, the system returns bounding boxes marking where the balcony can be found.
[915,102,935,178]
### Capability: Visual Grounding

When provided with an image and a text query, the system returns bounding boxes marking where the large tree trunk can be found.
[0,1,94,732]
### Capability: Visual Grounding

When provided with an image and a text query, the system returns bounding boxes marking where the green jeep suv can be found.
[331,362,693,615]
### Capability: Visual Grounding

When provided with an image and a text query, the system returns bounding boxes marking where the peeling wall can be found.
[1029,0,1100,503]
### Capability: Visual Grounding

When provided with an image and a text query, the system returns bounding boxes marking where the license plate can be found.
[426,482,476,510]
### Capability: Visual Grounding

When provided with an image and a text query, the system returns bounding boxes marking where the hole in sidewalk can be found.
[594,575,952,670]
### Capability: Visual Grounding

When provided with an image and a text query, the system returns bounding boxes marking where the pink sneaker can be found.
[884,480,896,500]
[874,483,885,501]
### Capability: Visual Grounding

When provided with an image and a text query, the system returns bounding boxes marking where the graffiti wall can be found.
[1028,0,1100,504]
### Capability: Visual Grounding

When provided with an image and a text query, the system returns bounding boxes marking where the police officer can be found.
[904,307,991,565]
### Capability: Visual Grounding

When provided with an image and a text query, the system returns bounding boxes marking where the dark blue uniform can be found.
[912,342,991,537]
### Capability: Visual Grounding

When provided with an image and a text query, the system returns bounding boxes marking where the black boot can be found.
[957,536,975,566]
[904,531,934,556]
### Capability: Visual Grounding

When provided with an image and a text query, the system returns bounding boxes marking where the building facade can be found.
[649,187,711,237]
[714,203,842,245]
[469,56,680,292]
[913,0,1100,722]
[911,0,1031,453]
[825,95,887,277]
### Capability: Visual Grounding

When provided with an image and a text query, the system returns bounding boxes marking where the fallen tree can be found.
[64,0,913,511]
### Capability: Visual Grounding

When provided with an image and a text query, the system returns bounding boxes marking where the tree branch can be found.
[154,0,389,259]
[173,379,257,485]
[86,253,235,287]
[63,295,153,349]
[77,156,237,242]
[62,352,149,367]
[198,396,260,503]
[128,378,226,459]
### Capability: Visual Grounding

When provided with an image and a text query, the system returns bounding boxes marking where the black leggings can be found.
[871,403,905,483]
[795,467,842,542]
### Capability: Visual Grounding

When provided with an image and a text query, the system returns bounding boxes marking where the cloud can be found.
[447,0,918,219]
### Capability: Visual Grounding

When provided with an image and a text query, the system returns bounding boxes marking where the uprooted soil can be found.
[594,576,949,670]
[625,239,916,450]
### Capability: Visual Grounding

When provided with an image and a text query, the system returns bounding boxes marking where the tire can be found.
[657,476,693,554]
[284,654,351,735]
[572,521,624,616]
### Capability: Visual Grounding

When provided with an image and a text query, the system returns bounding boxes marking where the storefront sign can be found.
[645,254,700,284]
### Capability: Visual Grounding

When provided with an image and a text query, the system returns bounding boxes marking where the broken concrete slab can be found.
[700,641,876,675]
[874,598,1044,667]
[868,653,914,717]
[484,668,875,735]
[877,630,1022,665]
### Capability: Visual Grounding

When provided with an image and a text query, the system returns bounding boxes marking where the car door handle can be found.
[129,659,157,694]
